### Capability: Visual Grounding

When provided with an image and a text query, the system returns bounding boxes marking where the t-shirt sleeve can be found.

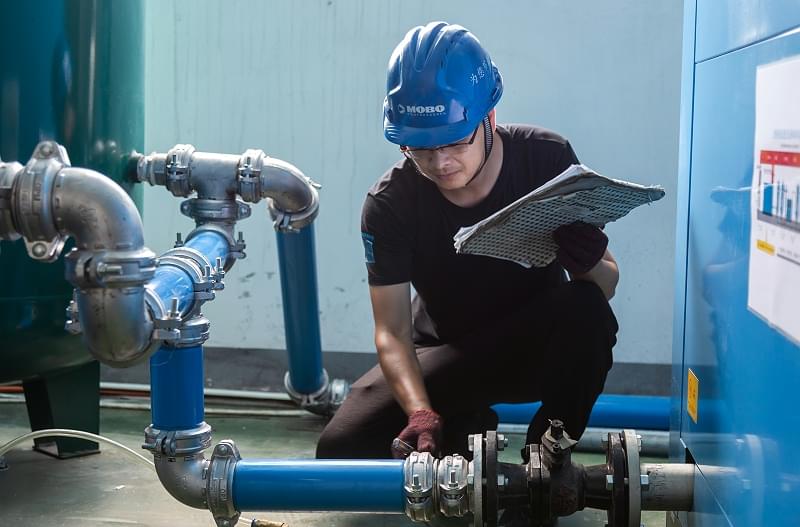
[361,193,413,286]
[554,140,580,174]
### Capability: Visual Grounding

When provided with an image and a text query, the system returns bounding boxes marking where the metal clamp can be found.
[143,422,213,458]
[404,451,437,522]
[283,370,350,417]
[237,149,266,203]
[12,142,72,261]
[65,247,157,289]
[438,454,470,517]
[206,440,242,527]
[165,144,195,197]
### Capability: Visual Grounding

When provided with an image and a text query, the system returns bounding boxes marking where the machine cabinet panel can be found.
[684,28,800,526]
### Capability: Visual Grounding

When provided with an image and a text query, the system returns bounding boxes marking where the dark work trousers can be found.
[315,280,619,461]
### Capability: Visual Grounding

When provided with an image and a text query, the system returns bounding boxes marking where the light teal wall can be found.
[143,0,683,364]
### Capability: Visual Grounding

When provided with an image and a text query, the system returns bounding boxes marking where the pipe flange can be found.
[622,429,642,527]
[65,290,82,335]
[207,440,242,527]
[180,198,251,225]
[404,451,438,522]
[467,434,483,527]
[267,184,319,233]
[13,141,71,261]
[64,247,157,289]
[0,160,23,241]
[237,149,266,203]
[165,144,195,197]
[437,454,470,517]
[143,422,213,457]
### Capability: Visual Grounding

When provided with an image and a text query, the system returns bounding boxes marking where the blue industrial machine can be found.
[670,1,800,525]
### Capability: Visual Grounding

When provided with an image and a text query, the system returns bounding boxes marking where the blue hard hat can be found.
[383,21,503,148]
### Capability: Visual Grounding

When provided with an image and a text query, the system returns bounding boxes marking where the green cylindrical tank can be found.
[0,1,143,456]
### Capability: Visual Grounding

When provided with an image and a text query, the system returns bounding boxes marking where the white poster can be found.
[748,55,800,344]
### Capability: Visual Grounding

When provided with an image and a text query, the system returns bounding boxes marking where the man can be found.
[316,21,618,461]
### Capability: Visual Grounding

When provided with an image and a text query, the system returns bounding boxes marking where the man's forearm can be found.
[572,254,619,300]
[375,333,431,415]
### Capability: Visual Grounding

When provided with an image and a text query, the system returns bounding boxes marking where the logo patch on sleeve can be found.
[361,232,375,264]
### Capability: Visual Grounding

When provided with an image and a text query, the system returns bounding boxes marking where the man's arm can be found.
[369,282,431,415]
[571,248,619,300]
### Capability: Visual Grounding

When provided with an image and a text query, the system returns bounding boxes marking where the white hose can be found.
[0,428,254,526]
[0,428,153,468]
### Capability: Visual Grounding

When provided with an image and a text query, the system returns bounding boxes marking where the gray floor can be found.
[0,400,667,526]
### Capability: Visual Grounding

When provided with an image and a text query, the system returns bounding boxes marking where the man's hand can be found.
[553,221,608,275]
[391,409,443,458]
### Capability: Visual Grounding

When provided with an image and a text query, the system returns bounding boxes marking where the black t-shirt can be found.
[361,124,579,344]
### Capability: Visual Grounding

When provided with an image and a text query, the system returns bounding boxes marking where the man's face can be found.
[402,125,486,190]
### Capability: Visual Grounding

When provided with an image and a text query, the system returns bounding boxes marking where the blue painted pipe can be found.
[150,344,205,430]
[492,394,670,431]
[232,459,405,512]
[148,229,230,316]
[275,225,325,394]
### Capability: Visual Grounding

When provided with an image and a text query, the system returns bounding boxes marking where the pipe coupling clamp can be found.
[437,454,470,517]
[165,144,195,197]
[283,370,350,417]
[12,141,71,261]
[65,247,157,289]
[143,422,213,458]
[237,148,266,203]
[206,440,242,527]
[404,451,438,522]
[0,160,23,242]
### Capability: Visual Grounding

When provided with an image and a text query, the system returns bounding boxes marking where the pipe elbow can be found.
[74,287,159,367]
[55,167,145,250]
[153,453,210,509]
[261,158,320,231]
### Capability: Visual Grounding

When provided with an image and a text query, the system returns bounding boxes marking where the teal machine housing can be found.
[672,1,800,525]
[0,1,143,457]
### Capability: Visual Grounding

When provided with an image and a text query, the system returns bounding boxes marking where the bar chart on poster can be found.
[749,55,800,344]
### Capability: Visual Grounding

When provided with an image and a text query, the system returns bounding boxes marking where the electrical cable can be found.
[0,428,256,526]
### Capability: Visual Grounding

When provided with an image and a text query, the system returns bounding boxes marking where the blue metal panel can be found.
[232,459,405,512]
[696,0,800,62]
[149,344,204,430]
[672,0,698,463]
[683,27,800,526]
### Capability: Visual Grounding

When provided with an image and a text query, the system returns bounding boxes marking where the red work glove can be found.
[552,221,608,275]
[391,409,443,459]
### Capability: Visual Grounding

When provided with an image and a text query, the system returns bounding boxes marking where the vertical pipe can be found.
[232,459,406,513]
[150,344,204,430]
[275,225,325,394]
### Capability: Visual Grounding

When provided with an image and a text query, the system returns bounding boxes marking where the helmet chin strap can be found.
[463,116,494,188]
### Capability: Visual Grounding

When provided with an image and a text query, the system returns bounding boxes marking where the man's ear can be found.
[488,109,497,131]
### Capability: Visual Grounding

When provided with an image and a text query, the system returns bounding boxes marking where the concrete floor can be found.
[0,400,668,526]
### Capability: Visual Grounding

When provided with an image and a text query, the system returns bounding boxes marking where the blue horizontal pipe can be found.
[276,225,325,394]
[150,344,205,430]
[147,229,230,317]
[492,394,670,431]
[232,459,405,512]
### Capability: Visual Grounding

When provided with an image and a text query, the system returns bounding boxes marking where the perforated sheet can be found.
[453,164,665,268]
